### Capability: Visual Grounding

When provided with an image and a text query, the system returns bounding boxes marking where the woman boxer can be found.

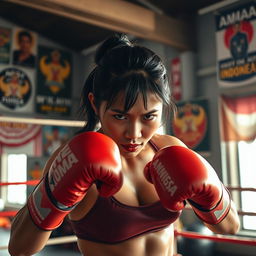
[8,34,240,256]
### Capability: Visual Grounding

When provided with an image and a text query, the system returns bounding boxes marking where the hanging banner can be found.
[170,57,182,101]
[0,26,12,64]
[220,94,256,141]
[0,66,35,113]
[215,2,256,87]
[0,121,41,147]
[172,98,210,153]
[36,46,72,116]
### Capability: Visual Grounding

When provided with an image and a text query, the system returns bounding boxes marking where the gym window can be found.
[220,94,256,233]
[1,154,27,207]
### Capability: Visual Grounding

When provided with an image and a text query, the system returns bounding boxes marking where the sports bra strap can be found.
[149,140,159,152]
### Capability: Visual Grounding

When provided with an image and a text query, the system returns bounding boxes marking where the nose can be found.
[125,121,142,141]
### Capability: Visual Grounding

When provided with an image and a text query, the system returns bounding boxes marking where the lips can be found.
[121,143,141,152]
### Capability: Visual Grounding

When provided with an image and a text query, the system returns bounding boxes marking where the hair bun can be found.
[95,33,131,65]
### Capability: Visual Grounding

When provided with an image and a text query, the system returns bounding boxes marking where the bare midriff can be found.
[77,225,174,256]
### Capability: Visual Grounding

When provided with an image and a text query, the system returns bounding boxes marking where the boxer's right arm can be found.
[8,132,123,255]
[8,141,63,256]
[27,132,122,231]
[8,144,66,256]
[8,205,52,256]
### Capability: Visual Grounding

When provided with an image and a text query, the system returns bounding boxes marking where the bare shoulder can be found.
[151,134,187,150]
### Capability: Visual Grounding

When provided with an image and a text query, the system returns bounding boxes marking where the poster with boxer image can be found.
[0,66,35,113]
[0,26,12,64]
[215,2,256,87]
[36,46,72,116]
[42,125,70,156]
[171,98,210,153]
[26,157,47,198]
[11,27,37,68]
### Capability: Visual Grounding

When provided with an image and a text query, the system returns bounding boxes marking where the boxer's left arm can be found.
[145,145,240,235]
[203,200,240,234]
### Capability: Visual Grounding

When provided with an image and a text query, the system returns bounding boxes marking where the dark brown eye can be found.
[144,114,156,121]
[114,114,126,120]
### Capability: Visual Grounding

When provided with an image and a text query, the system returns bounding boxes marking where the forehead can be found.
[110,92,162,110]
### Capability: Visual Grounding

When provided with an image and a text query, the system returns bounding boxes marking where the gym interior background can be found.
[0,0,255,255]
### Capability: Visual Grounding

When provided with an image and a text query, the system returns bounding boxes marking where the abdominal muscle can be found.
[77,224,175,256]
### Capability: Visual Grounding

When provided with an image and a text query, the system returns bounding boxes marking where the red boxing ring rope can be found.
[227,186,256,192]
[0,181,256,249]
[0,180,39,186]
[1,182,255,192]
[0,183,256,217]
[174,230,256,246]
[4,209,256,217]
[0,211,17,217]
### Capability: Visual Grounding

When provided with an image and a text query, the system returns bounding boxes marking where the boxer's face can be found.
[97,92,163,157]
[19,35,32,53]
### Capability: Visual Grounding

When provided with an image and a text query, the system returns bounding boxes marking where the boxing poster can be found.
[0,26,12,64]
[36,46,72,116]
[215,2,256,87]
[171,98,210,153]
[42,125,70,156]
[27,156,47,198]
[11,27,37,69]
[0,66,35,113]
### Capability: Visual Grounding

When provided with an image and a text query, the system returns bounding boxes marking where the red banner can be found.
[0,121,41,147]
[220,94,256,141]
[170,57,182,101]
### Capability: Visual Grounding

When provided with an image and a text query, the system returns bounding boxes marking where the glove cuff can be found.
[27,177,73,230]
[188,184,231,225]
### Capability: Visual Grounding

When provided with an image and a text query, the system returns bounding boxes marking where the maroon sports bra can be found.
[69,140,181,244]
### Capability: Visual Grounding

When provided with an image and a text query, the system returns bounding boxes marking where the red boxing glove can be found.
[144,146,231,225]
[28,132,123,230]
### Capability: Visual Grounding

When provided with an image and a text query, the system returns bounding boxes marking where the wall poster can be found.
[171,98,210,153]
[0,26,12,64]
[215,2,256,87]
[36,46,72,116]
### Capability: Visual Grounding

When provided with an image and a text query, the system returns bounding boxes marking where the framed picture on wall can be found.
[215,1,256,88]
[11,27,37,68]
[0,66,35,113]
[42,125,71,157]
[36,46,72,116]
[0,26,12,64]
[26,156,47,198]
[171,98,210,154]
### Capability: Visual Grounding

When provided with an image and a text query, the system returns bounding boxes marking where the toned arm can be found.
[8,145,64,256]
[151,134,241,235]
[8,206,52,256]
[204,200,240,235]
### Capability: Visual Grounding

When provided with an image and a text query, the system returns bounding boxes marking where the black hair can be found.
[18,30,33,42]
[78,33,175,132]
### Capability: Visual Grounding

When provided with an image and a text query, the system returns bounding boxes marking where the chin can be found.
[120,149,140,158]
